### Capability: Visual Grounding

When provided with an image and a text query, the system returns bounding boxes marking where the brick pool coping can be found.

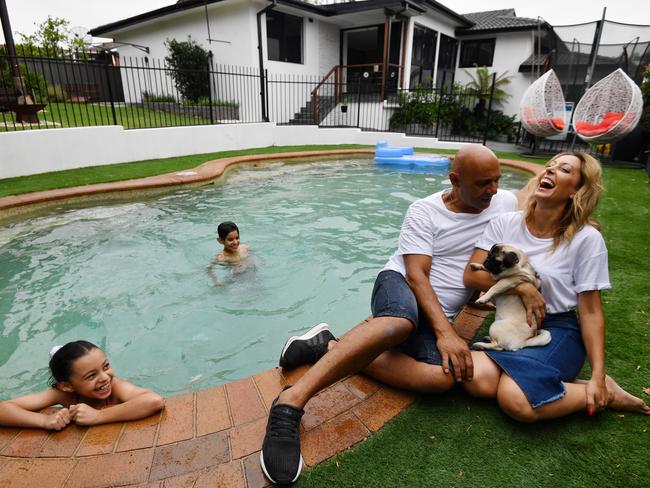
[0,150,543,219]
[0,151,543,487]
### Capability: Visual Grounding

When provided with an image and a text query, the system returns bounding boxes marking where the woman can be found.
[462,151,649,421]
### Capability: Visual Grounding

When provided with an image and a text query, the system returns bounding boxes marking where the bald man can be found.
[261,145,519,485]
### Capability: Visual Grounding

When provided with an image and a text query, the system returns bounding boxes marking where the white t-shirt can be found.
[476,211,611,314]
[382,189,518,318]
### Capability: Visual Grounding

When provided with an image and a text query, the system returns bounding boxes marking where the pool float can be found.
[374,141,450,169]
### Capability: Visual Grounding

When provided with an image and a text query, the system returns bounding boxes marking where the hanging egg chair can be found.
[519,69,567,138]
[572,68,642,143]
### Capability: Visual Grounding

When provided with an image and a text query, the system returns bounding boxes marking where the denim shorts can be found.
[483,311,584,409]
[370,270,444,365]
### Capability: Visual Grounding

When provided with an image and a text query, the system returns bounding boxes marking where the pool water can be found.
[0,157,530,397]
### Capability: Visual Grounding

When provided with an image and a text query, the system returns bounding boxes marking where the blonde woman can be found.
[463,152,649,421]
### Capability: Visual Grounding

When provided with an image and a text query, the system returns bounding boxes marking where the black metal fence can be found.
[514,124,641,163]
[1,47,498,144]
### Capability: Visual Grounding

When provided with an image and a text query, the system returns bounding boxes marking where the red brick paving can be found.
[0,153,537,486]
[0,305,486,487]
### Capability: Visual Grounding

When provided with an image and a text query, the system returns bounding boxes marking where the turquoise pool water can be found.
[0,157,530,397]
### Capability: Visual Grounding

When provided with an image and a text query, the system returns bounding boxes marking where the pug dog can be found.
[469,244,551,351]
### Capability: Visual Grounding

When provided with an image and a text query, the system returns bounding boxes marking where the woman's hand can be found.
[513,282,546,326]
[69,403,101,426]
[43,408,71,430]
[586,376,608,415]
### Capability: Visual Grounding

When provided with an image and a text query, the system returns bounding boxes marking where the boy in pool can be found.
[214,221,249,264]
[208,221,254,286]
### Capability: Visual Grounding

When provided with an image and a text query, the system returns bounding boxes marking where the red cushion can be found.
[549,118,564,130]
[602,112,624,123]
[575,112,625,136]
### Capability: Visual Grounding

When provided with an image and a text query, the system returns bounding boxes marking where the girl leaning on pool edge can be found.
[0,341,164,430]
[462,151,649,420]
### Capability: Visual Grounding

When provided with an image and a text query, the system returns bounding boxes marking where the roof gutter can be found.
[257,0,276,122]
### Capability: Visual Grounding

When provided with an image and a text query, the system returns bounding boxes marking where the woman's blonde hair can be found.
[524,152,604,249]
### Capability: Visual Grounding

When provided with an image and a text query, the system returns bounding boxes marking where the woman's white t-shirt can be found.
[476,211,611,314]
[382,189,518,318]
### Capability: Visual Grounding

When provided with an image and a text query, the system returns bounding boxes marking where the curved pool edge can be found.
[0,306,491,487]
[0,151,543,223]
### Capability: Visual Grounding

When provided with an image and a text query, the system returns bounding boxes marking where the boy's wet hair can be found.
[217,221,239,239]
[49,340,98,386]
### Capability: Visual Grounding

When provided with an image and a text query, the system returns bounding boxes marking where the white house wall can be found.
[454,31,535,118]
[318,22,340,77]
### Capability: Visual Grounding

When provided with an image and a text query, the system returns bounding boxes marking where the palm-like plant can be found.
[463,65,512,114]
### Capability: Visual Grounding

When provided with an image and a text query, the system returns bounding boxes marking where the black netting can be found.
[549,20,650,102]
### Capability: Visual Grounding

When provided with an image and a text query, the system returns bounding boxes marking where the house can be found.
[87,1,558,123]
[454,9,553,118]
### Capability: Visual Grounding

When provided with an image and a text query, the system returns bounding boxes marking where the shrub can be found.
[181,97,239,108]
[46,84,68,102]
[0,46,47,101]
[485,110,517,140]
[164,38,211,102]
[142,91,177,103]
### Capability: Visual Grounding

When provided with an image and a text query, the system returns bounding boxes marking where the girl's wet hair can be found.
[217,221,239,239]
[49,340,98,385]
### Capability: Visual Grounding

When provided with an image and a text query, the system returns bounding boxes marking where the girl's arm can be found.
[0,389,72,430]
[70,379,164,426]
[577,290,607,414]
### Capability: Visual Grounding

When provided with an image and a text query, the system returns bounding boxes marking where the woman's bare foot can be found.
[605,375,650,415]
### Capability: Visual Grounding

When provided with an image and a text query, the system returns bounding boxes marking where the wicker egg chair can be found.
[572,68,643,143]
[519,69,567,138]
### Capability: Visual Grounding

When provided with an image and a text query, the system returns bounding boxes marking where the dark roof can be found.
[90,0,227,36]
[457,8,551,35]
[90,0,471,37]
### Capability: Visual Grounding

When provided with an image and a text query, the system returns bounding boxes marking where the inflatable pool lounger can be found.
[374,141,450,168]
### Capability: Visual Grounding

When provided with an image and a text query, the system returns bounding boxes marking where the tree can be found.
[164,37,211,103]
[18,16,90,55]
[463,65,512,114]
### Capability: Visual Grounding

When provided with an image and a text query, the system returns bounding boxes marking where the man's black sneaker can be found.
[260,389,304,485]
[279,323,336,370]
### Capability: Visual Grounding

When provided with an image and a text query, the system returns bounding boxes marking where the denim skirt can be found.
[483,311,585,409]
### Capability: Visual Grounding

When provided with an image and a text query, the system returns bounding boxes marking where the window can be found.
[266,11,303,64]
[436,34,458,87]
[459,38,495,67]
[410,25,438,88]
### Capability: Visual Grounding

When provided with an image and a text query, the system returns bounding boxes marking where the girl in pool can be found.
[0,341,164,430]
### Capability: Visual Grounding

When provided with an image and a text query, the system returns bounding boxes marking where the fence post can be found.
[104,60,118,126]
[435,85,443,139]
[354,76,362,128]
[207,52,214,125]
[435,71,447,139]
[265,69,269,122]
[259,66,268,122]
[482,73,497,145]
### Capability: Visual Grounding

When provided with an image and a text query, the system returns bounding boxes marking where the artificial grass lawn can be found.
[0,102,211,131]
[1,146,646,486]
[298,166,650,487]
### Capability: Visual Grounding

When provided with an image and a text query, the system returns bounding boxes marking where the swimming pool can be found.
[0,156,530,397]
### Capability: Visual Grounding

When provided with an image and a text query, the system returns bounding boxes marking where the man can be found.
[260,144,520,485]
